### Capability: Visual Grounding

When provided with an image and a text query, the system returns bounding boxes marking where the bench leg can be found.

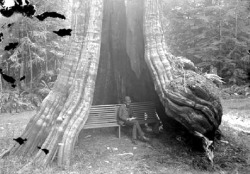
[118,126,121,139]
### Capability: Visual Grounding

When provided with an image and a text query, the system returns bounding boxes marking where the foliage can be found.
[0,90,36,113]
[0,0,71,113]
[0,0,71,94]
[35,80,54,99]
[220,84,250,99]
[0,69,57,113]
[162,0,250,85]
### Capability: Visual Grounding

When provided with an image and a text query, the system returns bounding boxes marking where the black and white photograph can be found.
[0,0,250,173]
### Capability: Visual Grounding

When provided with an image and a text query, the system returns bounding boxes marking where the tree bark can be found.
[93,0,158,105]
[1,0,103,170]
[144,0,222,162]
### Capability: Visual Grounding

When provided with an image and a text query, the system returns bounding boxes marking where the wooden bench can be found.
[83,101,160,138]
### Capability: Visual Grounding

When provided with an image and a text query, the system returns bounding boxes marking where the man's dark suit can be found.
[117,104,145,140]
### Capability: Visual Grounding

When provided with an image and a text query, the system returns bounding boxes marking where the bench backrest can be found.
[84,101,159,129]
[130,101,159,122]
[84,104,118,129]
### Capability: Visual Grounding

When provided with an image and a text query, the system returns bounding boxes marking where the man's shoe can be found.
[132,139,138,145]
[140,136,150,142]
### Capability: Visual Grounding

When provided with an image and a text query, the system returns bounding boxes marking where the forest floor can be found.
[0,98,250,174]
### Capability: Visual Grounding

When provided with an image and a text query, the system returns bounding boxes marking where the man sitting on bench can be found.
[118,96,150,145]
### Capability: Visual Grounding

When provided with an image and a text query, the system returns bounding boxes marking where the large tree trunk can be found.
[144,0,222,137]
[93,0,158,105]
[1,0,103,171]
[144,0,222,162]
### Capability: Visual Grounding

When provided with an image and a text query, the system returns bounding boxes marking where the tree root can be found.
[17,161,33,174]
[0,148,11,158]
[194,131,214,164]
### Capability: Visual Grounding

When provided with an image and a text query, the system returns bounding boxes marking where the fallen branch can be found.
[117,152,133,156]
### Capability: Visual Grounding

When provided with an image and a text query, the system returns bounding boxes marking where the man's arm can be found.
[118,105,128,121]
[130,107,134,118]
[129,107,136,119]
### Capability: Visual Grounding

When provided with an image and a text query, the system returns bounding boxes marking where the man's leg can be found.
[125,120,150,143]
[152,122,160,134]
[132,123,137,140]
[124,120,137,141]
[130,120,150,141]
[133,120,144,138]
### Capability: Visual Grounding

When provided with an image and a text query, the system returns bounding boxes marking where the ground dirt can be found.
[0,98,250,174]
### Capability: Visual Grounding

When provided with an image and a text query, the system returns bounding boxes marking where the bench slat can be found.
[132,106,155,108]
[132,107,155,110]
[86,117,117,120]
[85,121,117,124]
[89,113,116,116]
[134,115,156,117]
[83,124,119,129]
[133,113,156,116]
[133,111,156,113]
[131,103,155,105]
[86,119,116,121]
[132,107,155,109]
[133,112,155,114]
[90,109,116,111]
[132,110,155,112]
[133,110,155,113]
[90,106,116,110]
[88,116,116,118]
[89,112,116,114]
[86,119,158,124]
[88,116,116,119]
[90,106,116,108]
[90,110,116,112]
